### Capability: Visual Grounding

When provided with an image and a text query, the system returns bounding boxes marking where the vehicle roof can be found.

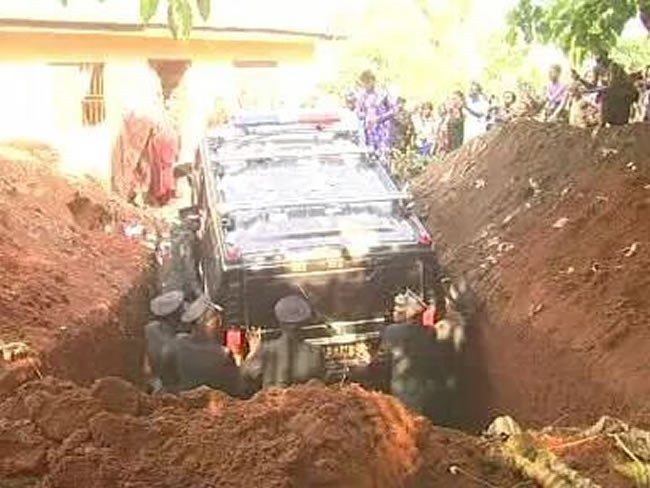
[201,127,426,258]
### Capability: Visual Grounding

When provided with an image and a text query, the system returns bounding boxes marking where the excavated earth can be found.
[0,142,155,393]
[0,141,521,488]
[0,377,522,488]
[414,120,650,429]
[1,123,649,487]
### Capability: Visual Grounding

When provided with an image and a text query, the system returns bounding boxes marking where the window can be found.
[80,63,105,126]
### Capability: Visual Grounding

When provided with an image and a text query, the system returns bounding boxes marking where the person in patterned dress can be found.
[356,70,395,156]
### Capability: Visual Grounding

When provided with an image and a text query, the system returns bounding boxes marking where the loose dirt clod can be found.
[1,121,649,487]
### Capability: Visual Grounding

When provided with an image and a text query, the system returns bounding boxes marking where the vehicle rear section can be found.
[195,113,447,385]
[218,250,443,382]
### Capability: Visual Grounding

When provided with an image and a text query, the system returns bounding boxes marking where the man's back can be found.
[262,334,325,388]
[603,80,638,125]
[382,323,439,375]
[144,320,176,377]
[381,322,443,414]
[162,335,241,396]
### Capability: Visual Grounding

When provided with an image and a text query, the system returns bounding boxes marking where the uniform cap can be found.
[274,295,312,325]
[181,294,223,324]
[150,291,184,317]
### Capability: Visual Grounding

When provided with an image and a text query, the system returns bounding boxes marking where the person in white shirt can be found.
[412,102,436,156]
[463,82,489,143]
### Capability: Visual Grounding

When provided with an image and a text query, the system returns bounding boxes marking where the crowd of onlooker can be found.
[343,59,650,174]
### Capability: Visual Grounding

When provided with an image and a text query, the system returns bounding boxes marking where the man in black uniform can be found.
[160,295,241,396]
[158,217,202,302]
[380,294,444,418]
[143,290,185,393]
[241,295,325,390]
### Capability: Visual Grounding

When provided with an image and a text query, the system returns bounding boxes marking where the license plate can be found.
[324,342,370,363]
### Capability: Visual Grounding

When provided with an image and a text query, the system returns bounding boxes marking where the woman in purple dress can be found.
[356,70,395,156]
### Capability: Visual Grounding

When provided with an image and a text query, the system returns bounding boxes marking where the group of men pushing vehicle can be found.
[144,292,325,398]
[144,286,462,423]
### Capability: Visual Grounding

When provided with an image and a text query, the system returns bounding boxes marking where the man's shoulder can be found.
[144,320,164,330]
[382,322,418,341]
[145,322,178,344]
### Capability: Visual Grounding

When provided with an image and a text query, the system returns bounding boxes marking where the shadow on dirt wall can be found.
[452,300,494,433]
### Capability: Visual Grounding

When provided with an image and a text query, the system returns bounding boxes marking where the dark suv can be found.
[191,112,444,382]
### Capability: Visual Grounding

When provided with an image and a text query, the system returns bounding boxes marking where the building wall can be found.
[0,20,336,183]
[0,59,328,182]
[0,64,58,143]
[0,30,316,63]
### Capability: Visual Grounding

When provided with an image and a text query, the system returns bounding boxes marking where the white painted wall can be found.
[0,64,58,144]
[0,55,330,182]
[0,61,158,182]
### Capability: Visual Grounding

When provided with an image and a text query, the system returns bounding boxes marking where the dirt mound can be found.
[0,142,155,393]
[414,121,650,427]
[0,377,517,488]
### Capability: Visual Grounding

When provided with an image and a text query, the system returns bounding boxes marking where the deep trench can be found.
[38,265,155,392]
[12,218,610,434]
[17,245,492,433]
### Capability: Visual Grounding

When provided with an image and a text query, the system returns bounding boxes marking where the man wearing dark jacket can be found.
[380,294,445,418]
[161,295,241,396]
[144,290,185,392]
[158,217,202,302]
[241,295,325,390]
[602,63,639,126]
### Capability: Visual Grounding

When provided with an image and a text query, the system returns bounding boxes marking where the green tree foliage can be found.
[480,36,544,93]
[139,0,213,38]
[507,0,650,63]
[327,0,490,104]
[59,0,211,38]
[612,38,650,71]
[326,0,538,104]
